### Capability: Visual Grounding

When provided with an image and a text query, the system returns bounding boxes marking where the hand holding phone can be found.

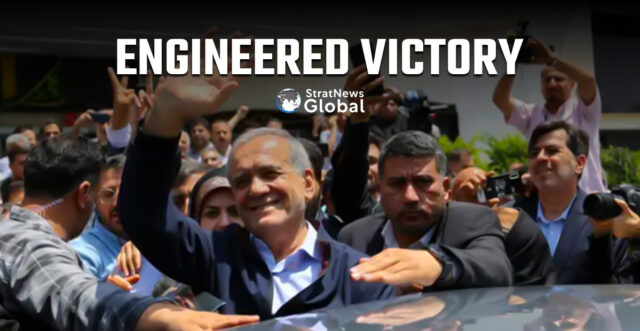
[90,112,111,124]
[349,43,384,96]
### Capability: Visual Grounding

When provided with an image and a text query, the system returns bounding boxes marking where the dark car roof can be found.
[230,285,640,330]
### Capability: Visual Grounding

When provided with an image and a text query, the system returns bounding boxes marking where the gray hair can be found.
[5,133,30,151]
[231,127,311,175]
[379,131,447,177]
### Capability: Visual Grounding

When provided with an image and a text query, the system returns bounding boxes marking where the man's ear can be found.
[303,169,316,202]
[76,181,93,209]
[575,154,587,177]
[443,176,451,202]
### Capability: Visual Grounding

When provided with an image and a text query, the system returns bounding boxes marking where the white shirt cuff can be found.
[106,124,132,149]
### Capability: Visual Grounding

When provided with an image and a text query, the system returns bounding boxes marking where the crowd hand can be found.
[350,248,442,287]
[108,67,141,130]
[135,303,259,331]
[116,241,142,277]
[72,109,95,134]
[107,274,140,292]
[344,65,388,124]
[235,105,250,120]
[136,71,160,120]
[453,169,497,205]
[521,172,536,198]
[525,37,554,65]
[590,199,640,239]
[143,28,251,138]
[355,296,446,326]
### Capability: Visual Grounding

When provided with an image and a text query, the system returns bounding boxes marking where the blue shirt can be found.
[251,222,323,314]
[70,221,163,295]
[70,221,126,280]
[536,196,576,256]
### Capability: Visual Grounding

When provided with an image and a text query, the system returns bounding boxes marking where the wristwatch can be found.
[427,245,459,287]
[546,57,557,67]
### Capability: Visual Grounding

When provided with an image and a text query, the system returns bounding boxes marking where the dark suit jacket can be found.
[119,130,395,320]
[338,201,513,288]
[517,189,629,284]
[506,209,555,285]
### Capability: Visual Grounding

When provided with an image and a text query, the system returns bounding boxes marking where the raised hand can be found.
[72,109,95,135]
[143,29,250,138]
[116,241,142,277]
[108,67,141,112]
[525,38,554,65]
[344,65,388,123]
[108,67,141,131]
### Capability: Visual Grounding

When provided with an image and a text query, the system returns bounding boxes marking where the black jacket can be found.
[119,130,395,320]
[506,209,555,285]
[330,121,378,224]
[516,189,629,284]
[338,201,513,289]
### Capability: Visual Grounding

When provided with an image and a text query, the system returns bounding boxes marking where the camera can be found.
[584,184,640,220]
[477,169,525,203]
[402,89,435,135]
[507,21,554,64]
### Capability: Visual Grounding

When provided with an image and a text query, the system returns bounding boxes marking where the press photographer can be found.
[493,29,605,193]
[516,120,628,284]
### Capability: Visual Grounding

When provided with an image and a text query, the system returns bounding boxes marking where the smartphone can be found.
[90,112,111,124]
[478,170,524,203]
[349,43,384,96]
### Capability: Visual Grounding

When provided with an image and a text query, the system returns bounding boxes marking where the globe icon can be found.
[276,88,301,113]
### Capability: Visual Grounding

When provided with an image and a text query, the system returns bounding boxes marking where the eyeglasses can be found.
[98,188,119,205]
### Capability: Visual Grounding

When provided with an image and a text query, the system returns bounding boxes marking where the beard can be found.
[394,202,446,236]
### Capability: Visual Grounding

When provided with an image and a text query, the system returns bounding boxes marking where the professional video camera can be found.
[584,184,640,220]
[402,89,434,134]
[507,21,554,64]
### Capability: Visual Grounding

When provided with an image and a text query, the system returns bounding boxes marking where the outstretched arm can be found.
[527,38,597,105]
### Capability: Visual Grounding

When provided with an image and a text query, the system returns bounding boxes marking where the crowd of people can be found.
[2,33,640,331]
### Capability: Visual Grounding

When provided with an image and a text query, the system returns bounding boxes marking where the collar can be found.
[250,221,322,273]
[9,205,56,236]
[543,95,576,121]
[90,220,127,248]
[381,219,435,249]
[537,195,576,224]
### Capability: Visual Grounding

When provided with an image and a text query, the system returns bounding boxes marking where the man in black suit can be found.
[339,131,512,289]
[516,120,628,284]
[450,166,555,285]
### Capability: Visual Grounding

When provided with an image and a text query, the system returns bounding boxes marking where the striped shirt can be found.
[0,206,157,331]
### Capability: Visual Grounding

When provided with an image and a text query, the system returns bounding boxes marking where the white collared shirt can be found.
[381,220,436,249]
[251,222,322,314]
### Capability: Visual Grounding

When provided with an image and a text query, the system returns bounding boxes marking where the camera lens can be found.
[584,193,623,220]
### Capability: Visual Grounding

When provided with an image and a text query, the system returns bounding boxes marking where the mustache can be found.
[397,207,428,218]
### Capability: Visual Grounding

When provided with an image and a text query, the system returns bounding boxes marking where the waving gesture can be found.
[143,28,249,138]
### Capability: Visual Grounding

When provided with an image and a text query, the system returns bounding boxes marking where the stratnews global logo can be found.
[276,88,365,114]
